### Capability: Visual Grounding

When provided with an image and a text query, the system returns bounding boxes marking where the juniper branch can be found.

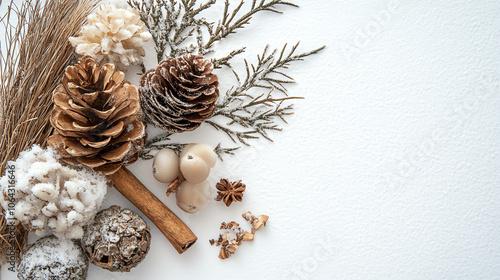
[129,0,298,66]
[214,143,240,161]
[207,43,324,146]
[129,0,215,60]
[129,2,325,157]
[204,0,298,50]
[212,47,246,69]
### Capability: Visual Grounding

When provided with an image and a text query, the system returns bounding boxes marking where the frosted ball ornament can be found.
[153,148,180,183]
[176,181,211,213]
[17,235,89,280]
[81,206,151,272]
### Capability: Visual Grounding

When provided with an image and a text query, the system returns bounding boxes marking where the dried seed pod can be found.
[17,235,88,280]
[242,211,269,231]
[242,231,254,242]
[215,179,246,207]
[81,205,151,272]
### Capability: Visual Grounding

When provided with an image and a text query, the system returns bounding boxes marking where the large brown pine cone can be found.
[139,54,219,133]
[47,56,145,175]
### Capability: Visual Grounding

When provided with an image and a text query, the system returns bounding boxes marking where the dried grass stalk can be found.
[0,0,100,172]
[0,209,28,264]
[0,0,100,264]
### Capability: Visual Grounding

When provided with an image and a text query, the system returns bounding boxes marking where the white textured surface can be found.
[2,0,500,279]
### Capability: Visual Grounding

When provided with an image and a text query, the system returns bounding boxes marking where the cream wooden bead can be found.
[179,153,210,184]
[175,181,211,213]
[152,148,179,183]
[179,143,195,159]
[184,144,217,168]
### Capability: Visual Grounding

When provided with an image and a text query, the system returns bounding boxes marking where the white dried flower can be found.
[0,145,108,239]
[69,2,152,69]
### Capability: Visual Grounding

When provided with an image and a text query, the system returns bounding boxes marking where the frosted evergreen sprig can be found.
[128,0,216,61]
[131,0,325,159]
[207,42,325,146]
[203,0,298,51]
[128,0,297,62]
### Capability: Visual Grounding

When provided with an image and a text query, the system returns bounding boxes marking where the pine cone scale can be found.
[100,142,133,161]
[108,121,145,143]
[49,136,99,157]
[80,136,111,148]
[93,162,124,175]
[109,100,140,122]
[72,120,105,133]
[77,156,108,168]
[53,88,85,113]
[95,121,124,137]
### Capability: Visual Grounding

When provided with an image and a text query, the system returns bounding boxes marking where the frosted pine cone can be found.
[139,54,219,133]
[48,56,145,175]
[69,2,152,69]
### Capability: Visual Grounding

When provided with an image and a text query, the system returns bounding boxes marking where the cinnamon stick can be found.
[107,167,197,254]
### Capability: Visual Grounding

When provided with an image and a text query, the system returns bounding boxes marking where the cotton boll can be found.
[17,177,32,192]
[48,217,57,230]
[15,200,38,217]
[66,226,84,239]
[64,181,80,199]
[41,203,58,216]
[62,198,85,214]
[78,173,108,207]
[67,211,83,226]
[31,183,58,202]
[29,161,58,180]
[30,217,46,230]
[0,145,108,238]
[51,213,72,238]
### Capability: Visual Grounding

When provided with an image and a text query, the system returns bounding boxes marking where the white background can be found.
[2,0,500,279]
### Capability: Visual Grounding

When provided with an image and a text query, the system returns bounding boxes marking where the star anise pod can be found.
[215,179,246,207]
